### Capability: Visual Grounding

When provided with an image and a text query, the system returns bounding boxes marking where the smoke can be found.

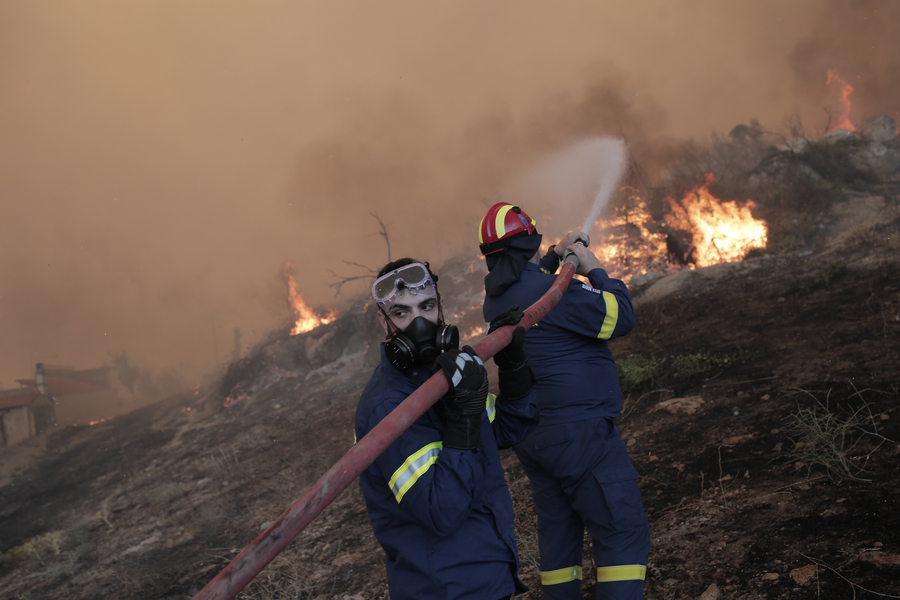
[788,0,900,133]
[287,65,674,276]
[507,137,628,240]
[2,1,898,390]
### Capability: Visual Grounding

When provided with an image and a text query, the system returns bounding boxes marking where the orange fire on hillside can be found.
[589,176,767,282]
[283,261,336,335]
[590,198,673,282]
[826,68,857,133]
[666,174,767,267]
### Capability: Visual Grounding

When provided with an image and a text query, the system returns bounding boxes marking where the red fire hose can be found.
[192,260,578,600]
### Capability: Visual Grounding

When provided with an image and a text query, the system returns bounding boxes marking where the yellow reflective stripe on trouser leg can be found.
[596,564,647,582]
[597,291,619,340]
[540,565,583,586]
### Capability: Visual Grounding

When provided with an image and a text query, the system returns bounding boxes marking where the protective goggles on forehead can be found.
[371,262,436,311]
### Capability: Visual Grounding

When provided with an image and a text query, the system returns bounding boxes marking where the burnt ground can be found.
[1,198,899,600]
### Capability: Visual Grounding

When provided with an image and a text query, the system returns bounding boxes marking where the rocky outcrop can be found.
[756,114,900,187]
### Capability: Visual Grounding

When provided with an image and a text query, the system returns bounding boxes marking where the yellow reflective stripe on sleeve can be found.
[388,442,442,504]
[486,393,497,423]
[597,291,619,340]
[540,565,583,585]
[596,564,647,582]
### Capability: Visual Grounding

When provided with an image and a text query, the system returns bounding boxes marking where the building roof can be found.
[43,366,110,386]
[0,388,41,409]
[15,379,106,395]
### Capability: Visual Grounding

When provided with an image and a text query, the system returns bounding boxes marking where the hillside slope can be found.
[1,197,899,600]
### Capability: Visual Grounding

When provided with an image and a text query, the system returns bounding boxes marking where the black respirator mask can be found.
[384,316,459,370]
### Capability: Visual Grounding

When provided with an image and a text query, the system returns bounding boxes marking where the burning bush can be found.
[283,261,335,335]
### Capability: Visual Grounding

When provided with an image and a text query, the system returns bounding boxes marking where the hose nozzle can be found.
[562,237,587,267]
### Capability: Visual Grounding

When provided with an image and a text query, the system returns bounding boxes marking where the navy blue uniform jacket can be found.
[355,345,540,600]
[483,258,635,426]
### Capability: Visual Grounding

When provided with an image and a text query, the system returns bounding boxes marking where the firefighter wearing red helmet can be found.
[478,202,538,255]
[479,202,651,600]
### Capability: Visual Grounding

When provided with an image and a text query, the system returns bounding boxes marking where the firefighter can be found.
[354,257,540,600]
[478,203,651,600]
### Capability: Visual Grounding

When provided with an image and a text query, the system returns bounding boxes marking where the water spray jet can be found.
[577,137,628,240]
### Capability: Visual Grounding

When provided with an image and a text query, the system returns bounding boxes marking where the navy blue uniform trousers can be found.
[514,417,650,600]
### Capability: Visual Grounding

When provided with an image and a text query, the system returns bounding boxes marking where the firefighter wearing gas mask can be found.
[372,260,459,370]
[479,203,651,600]
[354,258,541,600]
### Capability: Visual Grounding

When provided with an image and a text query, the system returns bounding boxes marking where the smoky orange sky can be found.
[2,1,898,389]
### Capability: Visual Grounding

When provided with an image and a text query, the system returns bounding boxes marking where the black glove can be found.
[488,306,535,400]
[495,326,535,401]
[436,346,488,451]
[487,304,524,336]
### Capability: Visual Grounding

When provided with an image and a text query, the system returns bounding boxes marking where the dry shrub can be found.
[784,404,863,481]
[0,530,65,569]
[147,481,188,504]
[508,473,541,578]
[782,388,894,482]
[843,211,900,251]
[236,556,323,600]
[190,506,226,541]
[646,119,866,258]
[662,122,774,202]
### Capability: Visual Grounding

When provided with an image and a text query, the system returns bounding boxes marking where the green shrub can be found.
[617,355,665,393]
[779,261,847,299]
[672,352,733,381]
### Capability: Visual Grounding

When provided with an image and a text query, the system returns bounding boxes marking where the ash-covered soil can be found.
[1,197,898,600]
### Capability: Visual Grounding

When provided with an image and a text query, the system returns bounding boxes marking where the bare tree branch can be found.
[370,211,391,263]
[342,260,376,272]
[327,267,375,296]
[326,212,394,296]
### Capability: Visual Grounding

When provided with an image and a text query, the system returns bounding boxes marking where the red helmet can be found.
[478,202,538,255]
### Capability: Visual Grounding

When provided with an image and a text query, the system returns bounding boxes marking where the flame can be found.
[282,261,336,335]
[825,69,856,133]
[665,174,767,267]
[464,324,487,342]
[223,392,245,408]
[89,417,111,426]
[536,182,767,287]
[591,197,674,282]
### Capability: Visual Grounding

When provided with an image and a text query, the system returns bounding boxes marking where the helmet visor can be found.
[371,262,436,312]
